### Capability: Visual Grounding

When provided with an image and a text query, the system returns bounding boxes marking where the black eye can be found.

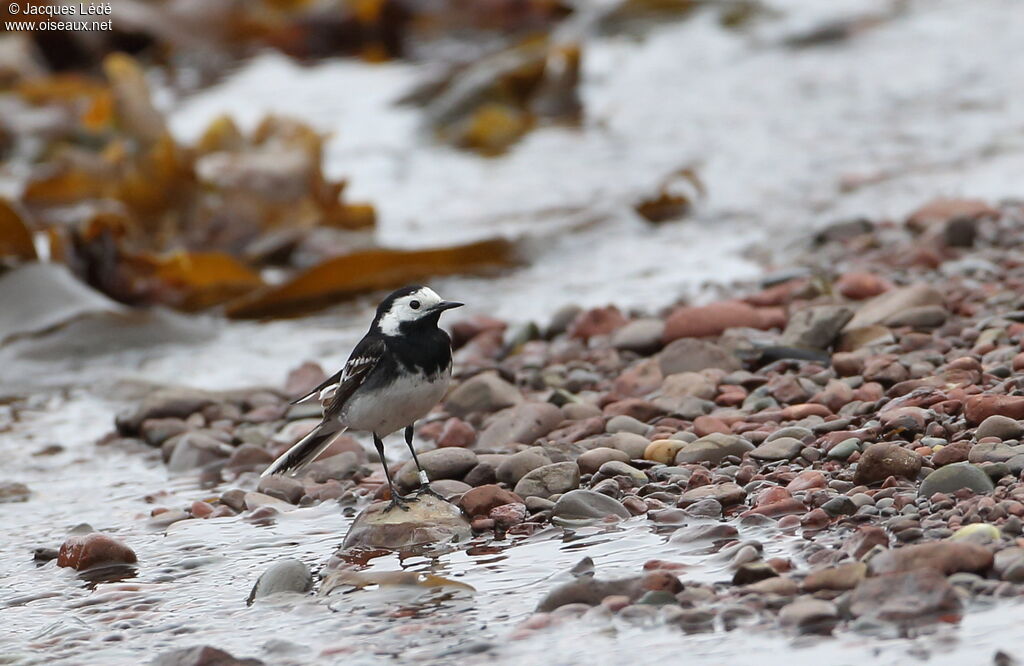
[410,300,420,310]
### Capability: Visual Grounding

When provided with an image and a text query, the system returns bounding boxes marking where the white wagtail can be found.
[261,285,463,510]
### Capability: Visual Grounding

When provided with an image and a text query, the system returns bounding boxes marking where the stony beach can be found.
[23,196,1024,664]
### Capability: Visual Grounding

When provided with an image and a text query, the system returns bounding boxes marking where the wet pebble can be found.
[58,533,137,571]
[552,489,630,521]
[918,462,994,497]
[247,559,313,605]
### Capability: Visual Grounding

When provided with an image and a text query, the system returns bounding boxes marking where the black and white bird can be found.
[261,285,463,510]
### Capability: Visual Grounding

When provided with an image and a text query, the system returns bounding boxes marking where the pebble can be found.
[950,523,1001,544]
[868,541,993,576]
[657,338,741,374]
[610,318,665,354]
[802,562,866,592]
[678,483,746,507]
[854,442,923,485]
[58,533,137,571]
[458,485,524,518]
[577,447,630,474]
[917,462,994,497]
[247,559,313,605]
[675,434,754,465]
[342,493,471,549]
[496,449,552,485]
[153,646,264,666]
[0,481,30,503]
[826,438,860,460]
[552,490,630,522]
[975,415,1024,441]
[749,436,803,461]
[477,402,564,449]
[444,371,522,417]
[513,462,581,499]
[605,415,651,436]
[396,448,478,489]
[256,475,304,504]
[848,569,960,622]
[778,598,839,635]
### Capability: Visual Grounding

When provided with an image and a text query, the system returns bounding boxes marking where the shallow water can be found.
[5,0,1024,663]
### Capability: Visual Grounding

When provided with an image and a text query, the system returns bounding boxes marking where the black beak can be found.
[430,300,464,313]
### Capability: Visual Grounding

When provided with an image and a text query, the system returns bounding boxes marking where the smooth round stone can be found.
[766,427,813,442]
[750,437,803,461]
[606,415,651,436]
[821,495,857,516]
[595,461,647,485]
[827,438,860,460]
[950,523,1001,544]
[342,494,471,549]
[513,462,581,499]
[850,493,875,507]
[577,447,630,474]
[918,462,995,497]
[975,415,1024,441]
[247,559,313,605]
[644,439,685,464]
[552,489,630,522]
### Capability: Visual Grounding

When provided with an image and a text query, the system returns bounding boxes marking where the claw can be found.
[384,493,413,512]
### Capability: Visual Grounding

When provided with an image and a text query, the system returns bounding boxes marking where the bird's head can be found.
[373,285,463,336]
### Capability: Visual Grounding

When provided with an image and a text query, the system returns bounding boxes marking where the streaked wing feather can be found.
[324,337,386,418]
[290,368,344,405]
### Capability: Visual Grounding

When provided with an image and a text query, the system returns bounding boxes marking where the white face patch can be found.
[377,287,444,336]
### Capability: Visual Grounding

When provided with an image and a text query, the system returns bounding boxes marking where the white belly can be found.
[342,373,450,435]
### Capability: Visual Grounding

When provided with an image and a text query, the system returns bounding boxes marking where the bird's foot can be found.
[415,484,447,502]
[384,493,413,512]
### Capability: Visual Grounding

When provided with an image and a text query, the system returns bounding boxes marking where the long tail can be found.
[260,422,348,478]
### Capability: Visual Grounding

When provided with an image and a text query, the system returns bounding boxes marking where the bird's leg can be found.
[375,432,410,511]
[405,425,445,500]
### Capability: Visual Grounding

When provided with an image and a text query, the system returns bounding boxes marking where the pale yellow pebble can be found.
[644,439,685,465]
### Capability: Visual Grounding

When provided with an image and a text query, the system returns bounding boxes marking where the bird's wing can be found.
[291,368,345,405]
[322,336,387,418]
[290,336,387,406]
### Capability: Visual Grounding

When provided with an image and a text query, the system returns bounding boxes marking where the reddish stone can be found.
[602,399,666,422]
[58,533,137,571]
[451,316,507,349]
[868,541,994,576]
[800,508,831,530]
[755,487,792,506]
[190,501,214,518]
[843,525,889,559]
[742,498,805,517]
[906,198,999,230]
[662,301,781,342]
[965,395,1024,424]
[836,272,891,300]
[284,361,327,397]
[569,306,628,340]
[458,485,524,518]
[490,502,528,529]
[693,415,730,436]
[437,418,477,448]
[1013,352,1024,372]
[744,279,808,307]
[612,359,663,398]
[879,406,928,433]
[812,380,855,413]
[831,352,864,377]
[781,403,832,420]
[787,470,827,492]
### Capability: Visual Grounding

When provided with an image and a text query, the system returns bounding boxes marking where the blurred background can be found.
[2,0,1023,390]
